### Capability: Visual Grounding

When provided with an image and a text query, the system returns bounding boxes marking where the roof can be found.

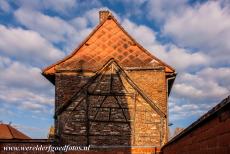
[162,95,230,148]
[55,58,166,118]
[0,124,31,139]
[42,11,175,83]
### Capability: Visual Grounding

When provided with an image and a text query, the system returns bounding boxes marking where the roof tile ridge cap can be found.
[111,17,175,72]
[42,18,109,74]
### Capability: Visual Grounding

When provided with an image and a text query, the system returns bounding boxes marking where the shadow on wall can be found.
[56,61,132,153]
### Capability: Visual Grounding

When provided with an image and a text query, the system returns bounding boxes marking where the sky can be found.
[0,0,229,138]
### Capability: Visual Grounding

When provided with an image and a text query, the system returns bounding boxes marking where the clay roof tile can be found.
[42,11,175,84]
[0,124,31,139]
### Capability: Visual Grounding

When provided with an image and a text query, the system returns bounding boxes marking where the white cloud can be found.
[14,8,77,44]
[21,101,46,111]
[147,0,188,23]
[163,1,230,64]
[0,58,54,113]
[122,19,157,45]
[14,7,123,53]
[0,25,64,66]
[15,0,102,16]
[0,85,53,106]
[173,69,230,99]
[69,17,88,30]
[0,56,11,67]
[0,59,52,90]
[197,67,230,87]
[122,19,209,71]
[41,0,77,13]
[150,44,209,71]
[169,99,214,121]
[14,8,94,52]
[15,0,76,13]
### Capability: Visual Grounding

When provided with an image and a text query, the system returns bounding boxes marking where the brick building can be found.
[162,96,230,154]
[42,11,176,152]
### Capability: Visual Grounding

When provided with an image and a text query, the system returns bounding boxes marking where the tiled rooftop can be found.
[0,124,31,139]
[43,11,174,79]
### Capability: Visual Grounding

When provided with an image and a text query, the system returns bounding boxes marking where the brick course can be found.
[55,61,168,149]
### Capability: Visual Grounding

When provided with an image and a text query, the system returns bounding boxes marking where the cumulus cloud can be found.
[69,17,88,30]
[14,8,77,43]
[197,67,230,87]
[14,0,101,14]
[173,68,230,100]
[122,19,157,45]
[150,44,209,71]
[147,0,188,23]
[0,58,51,91]
[0,25,64,67]
[163,1,230,64]
[169,99,214,121]
[0,56,54,114]
[0,85,53,105]
[21,101,46,112]
[41,0,77,13]
[0,83,54,115]
[14,8,94,52]
[122,19,209,71]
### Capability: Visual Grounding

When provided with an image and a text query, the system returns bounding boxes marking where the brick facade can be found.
[55,61,168,149]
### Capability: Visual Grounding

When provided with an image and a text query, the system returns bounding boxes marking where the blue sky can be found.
[0,0,229,138]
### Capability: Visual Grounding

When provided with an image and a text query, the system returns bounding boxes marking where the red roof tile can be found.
[0,124,31,139]
[42,11,175,83]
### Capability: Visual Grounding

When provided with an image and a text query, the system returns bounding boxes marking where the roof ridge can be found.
[6,124,14,139]
[110,17,175,72]
[42,12,175,77]
[42,18,107,74]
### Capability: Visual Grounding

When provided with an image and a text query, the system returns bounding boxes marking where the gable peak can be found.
[99,10,113,23]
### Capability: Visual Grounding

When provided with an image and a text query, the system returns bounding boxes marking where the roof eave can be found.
[42,72,55,85]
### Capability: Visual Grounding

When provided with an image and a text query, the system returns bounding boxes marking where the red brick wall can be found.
[162,101,230,154]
